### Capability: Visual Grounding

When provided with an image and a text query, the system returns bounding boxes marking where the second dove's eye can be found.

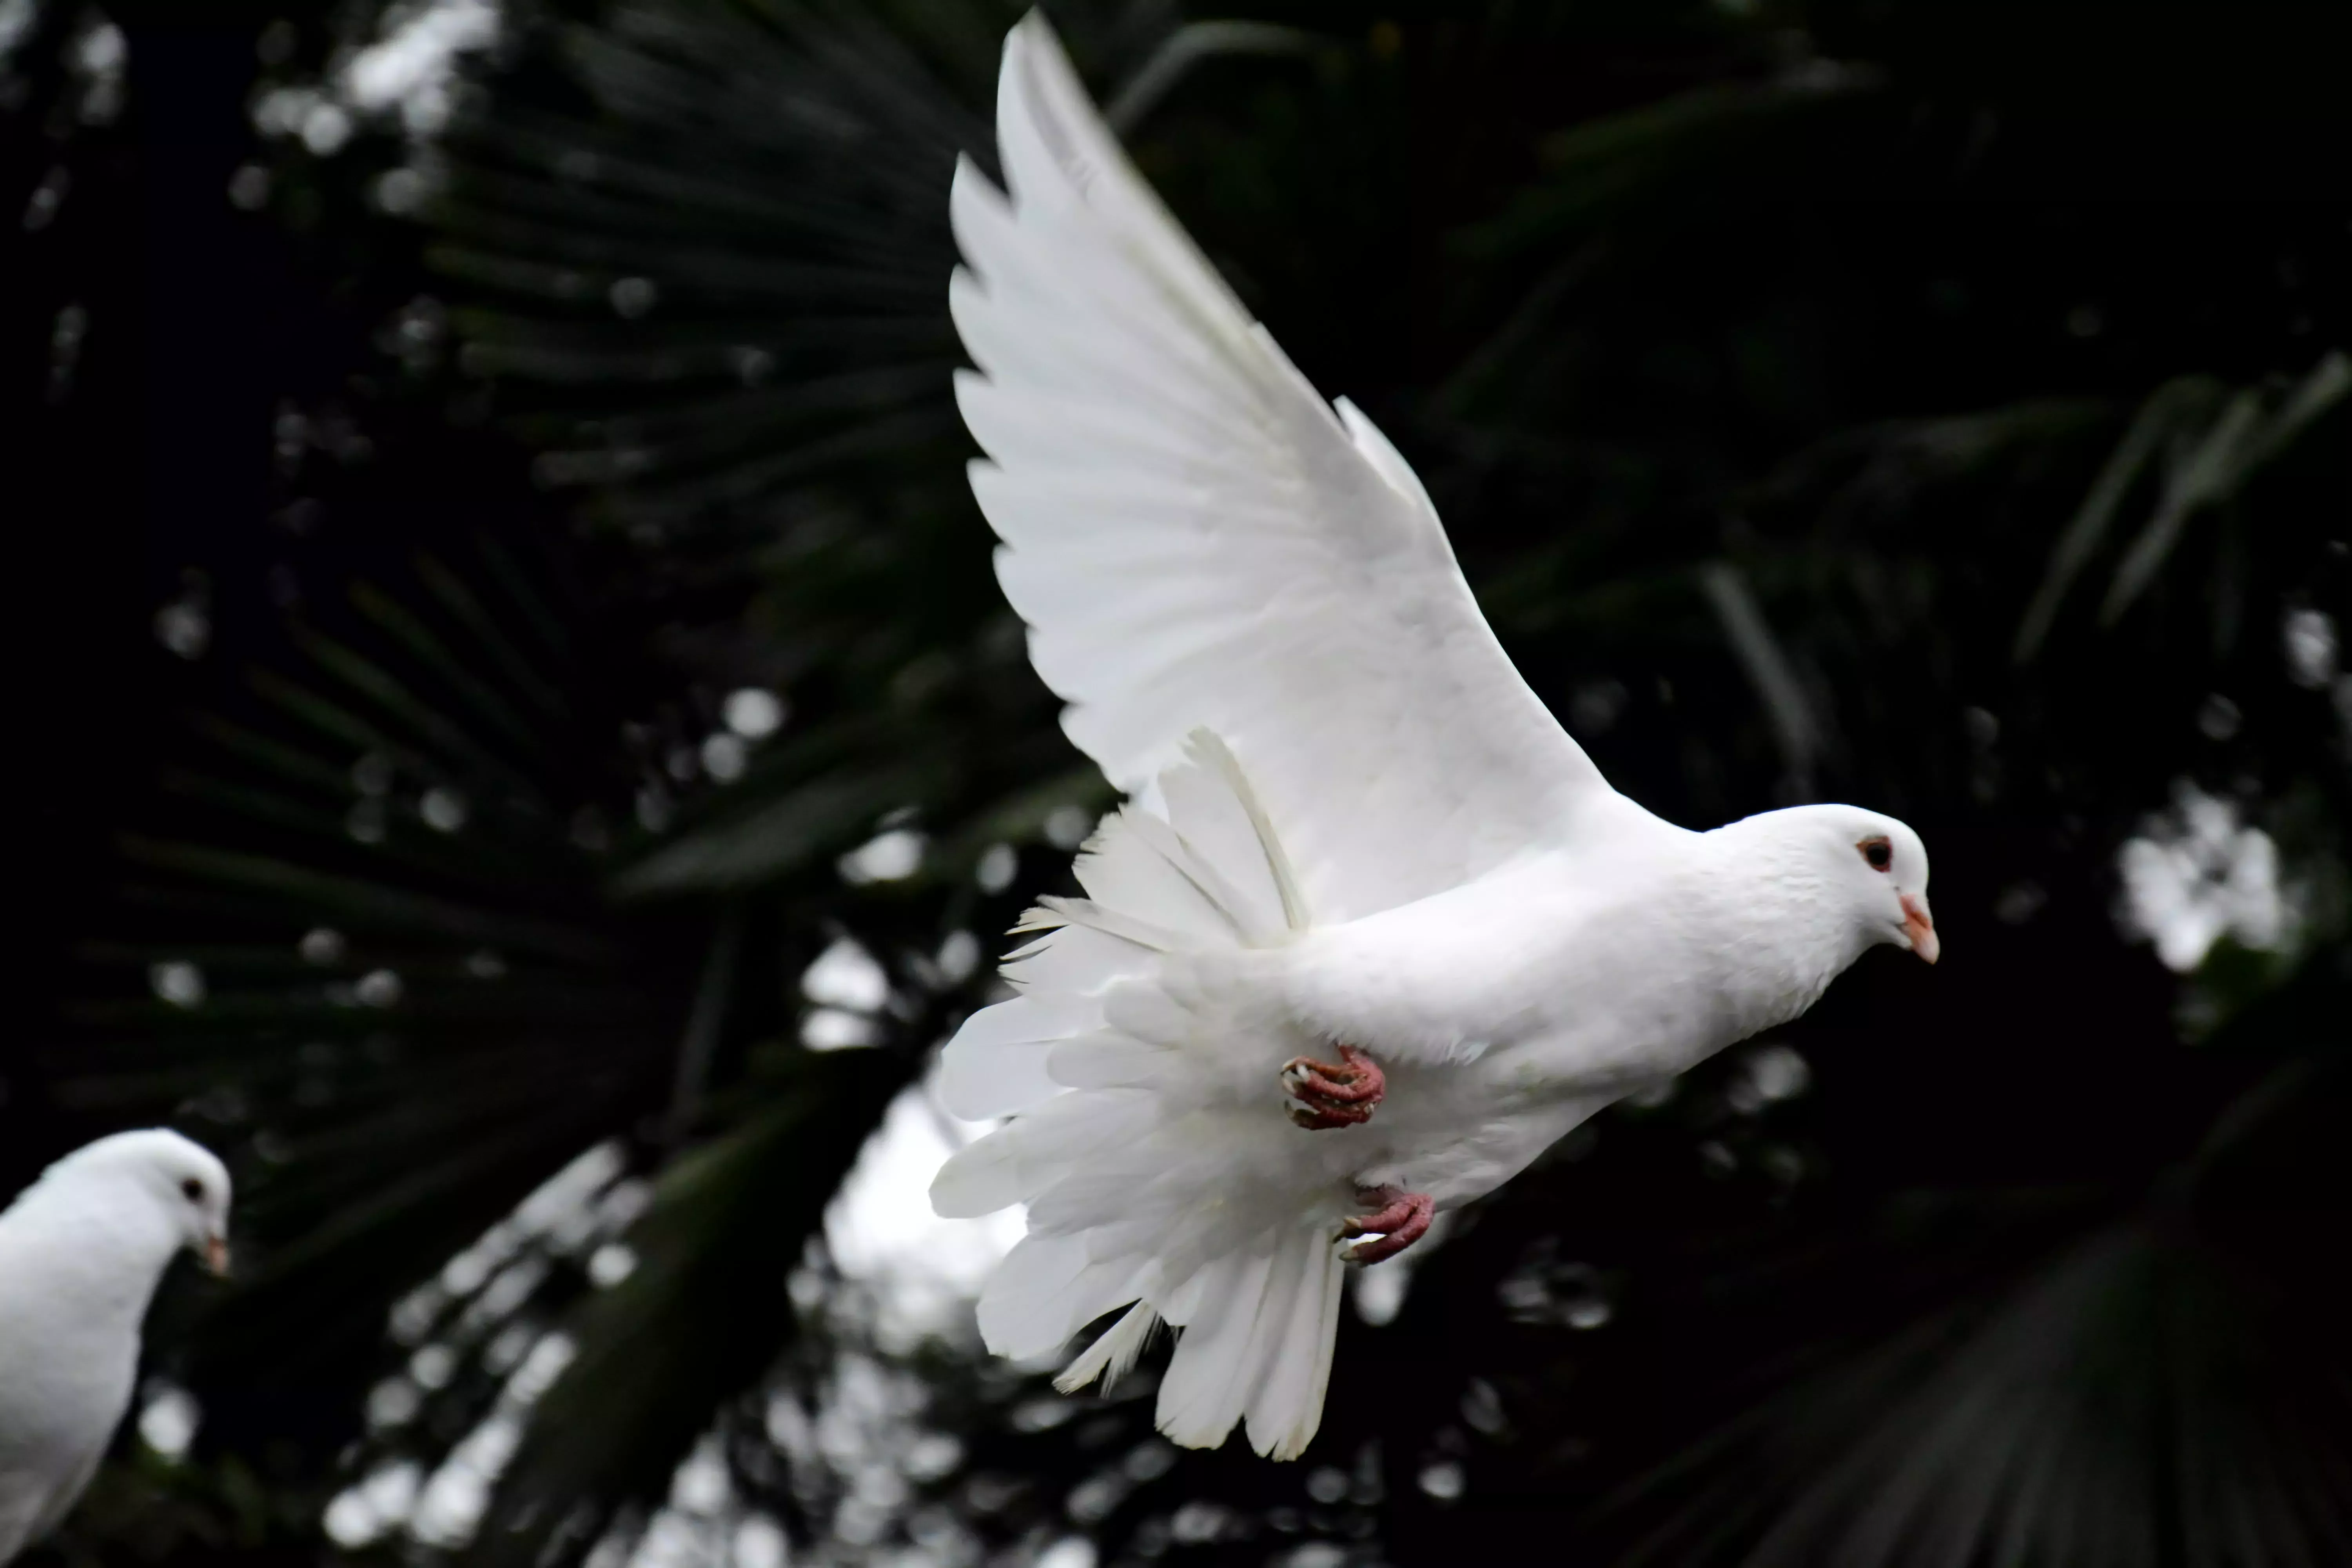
[1860,838,1893,872]
[181,1177,205,1202]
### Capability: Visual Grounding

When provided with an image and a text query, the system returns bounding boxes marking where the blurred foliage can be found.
[9,0,2352,1564]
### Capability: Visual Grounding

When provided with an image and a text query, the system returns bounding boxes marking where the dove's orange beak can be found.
[203,1234,232,1278]
[1901,893,1938,964]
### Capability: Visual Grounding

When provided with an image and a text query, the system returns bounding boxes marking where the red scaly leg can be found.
[1279,1043,1387,1129]
[1342,1185,1434,1265]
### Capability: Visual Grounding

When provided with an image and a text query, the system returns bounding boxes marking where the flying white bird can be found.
[0,1130,232,1562]
[929,14,1937,1460]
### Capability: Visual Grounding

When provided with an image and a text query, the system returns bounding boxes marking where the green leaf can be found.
[463,1046,914,1566]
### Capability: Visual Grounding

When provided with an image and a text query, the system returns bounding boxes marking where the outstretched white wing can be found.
[953,15,1629,923]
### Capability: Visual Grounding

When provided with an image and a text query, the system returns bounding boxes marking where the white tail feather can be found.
[930,728,1347,1458]
[1054,1301,1160,1394]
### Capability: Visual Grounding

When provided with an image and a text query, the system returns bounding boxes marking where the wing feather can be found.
[956,15,1628,920]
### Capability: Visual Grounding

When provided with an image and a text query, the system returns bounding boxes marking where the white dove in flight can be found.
[0,1130,233,1562]
[929,14,1937,1461]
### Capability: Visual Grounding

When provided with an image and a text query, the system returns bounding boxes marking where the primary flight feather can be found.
[931,13,1938,1461]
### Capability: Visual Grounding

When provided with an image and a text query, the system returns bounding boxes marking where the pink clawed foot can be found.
[1280,1043,1386,1129]
[1342,1185,1434,1265]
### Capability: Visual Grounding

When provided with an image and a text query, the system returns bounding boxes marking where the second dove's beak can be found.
[1901,893,1938,965]
[203,1234,232,1278]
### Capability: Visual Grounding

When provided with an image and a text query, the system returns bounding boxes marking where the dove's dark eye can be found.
[181,1177,205,1203]
[1859,837,1893,873]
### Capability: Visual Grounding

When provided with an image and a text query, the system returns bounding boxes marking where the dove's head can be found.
[1809,806,1936,963]
[50,1129,235,1277]
[1730,804,1937,965]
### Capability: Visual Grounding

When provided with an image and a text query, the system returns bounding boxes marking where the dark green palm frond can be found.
[427,5,978,524]
[464,1044,911,1567]
[57,532,692,1425]
[410,0,1200,538]
[392,0,1164,882]
[2016,351,2352,659]
[1588,1028,2352,1568]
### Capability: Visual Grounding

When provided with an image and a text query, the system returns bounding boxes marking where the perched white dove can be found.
[0,1130,232,1562]
[929,14,1938,1460]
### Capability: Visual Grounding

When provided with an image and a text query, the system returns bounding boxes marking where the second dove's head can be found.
[57,1129,235,1277]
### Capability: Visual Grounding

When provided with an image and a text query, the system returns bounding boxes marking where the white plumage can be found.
[0,1130,233,1562]
[932,13,1939,1461]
